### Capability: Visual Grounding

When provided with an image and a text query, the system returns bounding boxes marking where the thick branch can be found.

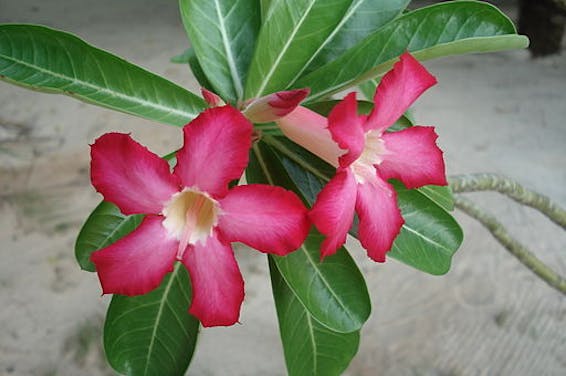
[454,195,566,295]
[449,173,566,229]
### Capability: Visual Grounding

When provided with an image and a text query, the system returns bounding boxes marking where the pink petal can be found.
[355,177,404,262]
[365,52,437,132]
[327,92,365,168]
[309,169,357,259]
[243,88,310,123]
[379,126,447,189]
[182,233,244,327]
[90,133,180,215]
[201,88,225,107]
[217,184,309,255]
[276,106,344,167]
[90,216,178,296]
[174,106,252,198]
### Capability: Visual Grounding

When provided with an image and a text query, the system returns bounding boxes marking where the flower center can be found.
[162,188,220,260]
[351,131,387,184]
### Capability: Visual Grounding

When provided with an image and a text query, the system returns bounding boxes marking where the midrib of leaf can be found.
[418,186,452,212]
[96,214,141,249]
[0,51,198,121]
[296,243,358,327]
[252,0,317,98]
[286,0,365,88]
[251,143,275,185]
[306,311,318,374]
[401,222,451,256]
[143,263,182,376]
[213,0,244,100]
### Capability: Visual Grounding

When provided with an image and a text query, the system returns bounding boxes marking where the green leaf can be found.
[170,48,192,64]
[269,257,360,376]
[260,0,273,21]
[0,24,206,126]
[248,142,371,333]
[171,47,214,90]
[180,0,260,102]
[74,201,143,272]
[418,185,454,212]
[358,77,379,100]
[388,183,463,275]
[271,231,371,333]
[244,0,354,99]
[261,135,462,275]
[301,0,410,76]
[104,263,199,376]
[296,1,530,102]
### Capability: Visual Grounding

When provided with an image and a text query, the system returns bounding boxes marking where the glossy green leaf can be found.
[105,264,199,376]
[248,142,371,333]
[419,185,454,212]
[269,257,360,376]
[0,24,206,126]
[171,47,214,90]
[180,0,260,102]
[271,231,371,333]
[300,0,410,77]
[74,201,143,272]
[170,48,192,64]
[260,0,273,21]
[296,1,530,101]
[244,0,354,99]
[387,183,462,275]
[261,135,462,275]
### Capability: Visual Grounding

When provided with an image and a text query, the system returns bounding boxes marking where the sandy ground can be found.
[1,0,565,375]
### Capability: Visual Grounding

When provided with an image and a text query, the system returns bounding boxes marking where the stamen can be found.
[352,131,388,183]
[162,188,220,260]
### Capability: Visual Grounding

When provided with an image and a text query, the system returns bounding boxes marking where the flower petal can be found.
[327,92,365,168]
[310,169,357,259]
[379,126,447,189]
[174,106,252,198]
[217,184,309,255]
[182,233,244,327]
[355,177,404,262]
[243,88,310,123]
[90,133,180,215]
[276,106,344,167]
[90,216,178,296]
[365,52,437,132]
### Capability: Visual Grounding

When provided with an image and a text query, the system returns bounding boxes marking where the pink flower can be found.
[277,53,447,262]
[89,106,310,327]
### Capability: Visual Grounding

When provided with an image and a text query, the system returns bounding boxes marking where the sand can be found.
[1,0,565,375]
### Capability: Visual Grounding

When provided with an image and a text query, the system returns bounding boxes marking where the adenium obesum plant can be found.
[89,106,310,326]
[0,0,530,372]
[89,52,447,327]
[277,52,447,262]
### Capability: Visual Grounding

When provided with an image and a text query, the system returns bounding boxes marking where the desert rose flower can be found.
[90,106,309,327]
[277,52,447,262]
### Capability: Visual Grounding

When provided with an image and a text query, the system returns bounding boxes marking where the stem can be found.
[449,173,566,229]
[454,195,566,295]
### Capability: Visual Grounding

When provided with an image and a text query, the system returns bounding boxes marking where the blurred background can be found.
[0,0,565,375]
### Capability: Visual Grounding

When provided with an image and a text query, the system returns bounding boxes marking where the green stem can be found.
[454,195,566,295]
[449,173,566,229]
